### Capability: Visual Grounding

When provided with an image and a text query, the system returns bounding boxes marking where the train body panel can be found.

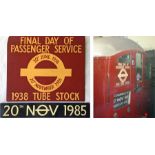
[94,49,151,118]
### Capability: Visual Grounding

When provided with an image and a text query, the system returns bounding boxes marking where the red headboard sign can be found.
[7,36,85,101]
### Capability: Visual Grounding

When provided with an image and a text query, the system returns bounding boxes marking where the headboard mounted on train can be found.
[94,36,144,57]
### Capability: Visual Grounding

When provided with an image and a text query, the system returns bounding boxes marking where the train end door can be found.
[110,51,132,117]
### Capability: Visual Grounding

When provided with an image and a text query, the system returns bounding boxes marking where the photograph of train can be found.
[94,36,155,118]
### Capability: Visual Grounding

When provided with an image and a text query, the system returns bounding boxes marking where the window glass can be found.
[145,62,151,80]
[136,53,142,81]
[118,54,130,64]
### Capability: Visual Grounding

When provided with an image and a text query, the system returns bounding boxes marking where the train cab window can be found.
[136,53,142,81]
[118,54,130,64]
[145,62,151,80]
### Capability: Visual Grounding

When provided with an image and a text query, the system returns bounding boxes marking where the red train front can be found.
[94,37,152,118]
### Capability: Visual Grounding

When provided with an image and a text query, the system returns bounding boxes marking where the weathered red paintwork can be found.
[94,50,151,118]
